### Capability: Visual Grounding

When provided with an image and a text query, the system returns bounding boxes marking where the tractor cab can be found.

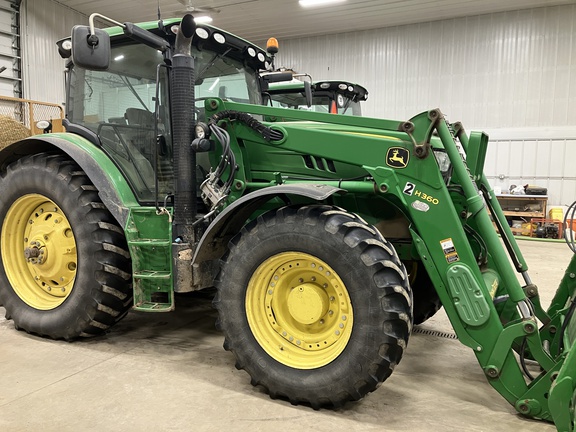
[58,17,269,203]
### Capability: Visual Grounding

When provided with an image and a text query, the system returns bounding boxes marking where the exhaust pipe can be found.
[171,14,197,242]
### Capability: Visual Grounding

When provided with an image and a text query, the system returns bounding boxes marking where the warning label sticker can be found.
[445,252,460,263]
[440,238,460,263]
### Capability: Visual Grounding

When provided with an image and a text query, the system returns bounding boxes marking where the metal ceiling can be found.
[56,0,574,42]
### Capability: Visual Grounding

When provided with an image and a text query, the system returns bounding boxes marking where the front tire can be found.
[214,205,412,407]
[0,153,133,339]
[407,261,442,325]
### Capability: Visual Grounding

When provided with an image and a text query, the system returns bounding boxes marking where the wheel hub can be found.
[287,283,329,325]
[23,245,42,259]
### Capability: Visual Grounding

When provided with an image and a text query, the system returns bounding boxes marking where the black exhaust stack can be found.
[171,14,197,242]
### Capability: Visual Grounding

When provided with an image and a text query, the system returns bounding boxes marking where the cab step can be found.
[126,208,174,312]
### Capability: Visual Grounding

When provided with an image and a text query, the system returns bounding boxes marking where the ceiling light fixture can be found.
[194,16,213,23]
[299,0,346,7]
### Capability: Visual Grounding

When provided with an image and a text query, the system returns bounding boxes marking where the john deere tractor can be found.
[265,78,368,115]
[260,38,368,116]
[0,14,575,431]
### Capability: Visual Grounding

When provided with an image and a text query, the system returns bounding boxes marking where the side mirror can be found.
[303,80,312,108]
[71,25,110,71]
[259,72,294,92]
[263,72,294,84]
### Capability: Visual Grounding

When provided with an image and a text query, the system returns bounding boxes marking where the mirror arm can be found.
[88,13,125,35]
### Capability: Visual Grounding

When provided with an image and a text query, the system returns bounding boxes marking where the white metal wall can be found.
[0,0,19,96]
[484,127,576,207]
[20,0,87,106]
[275,4,576,206]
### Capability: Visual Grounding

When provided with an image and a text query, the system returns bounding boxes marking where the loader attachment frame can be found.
[419,111,576,431]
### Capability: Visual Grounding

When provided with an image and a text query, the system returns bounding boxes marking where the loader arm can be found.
[203,99,576,431]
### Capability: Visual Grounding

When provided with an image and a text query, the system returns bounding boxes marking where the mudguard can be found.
[192,184,344,264]
[0,134,139,227]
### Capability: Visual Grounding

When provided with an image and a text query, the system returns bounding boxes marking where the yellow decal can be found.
[342,131,402,140]
[413,189,439,205]
[386,147,409,169]
[490,279,499,298]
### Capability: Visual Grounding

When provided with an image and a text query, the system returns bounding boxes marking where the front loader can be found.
[0,14,574,431]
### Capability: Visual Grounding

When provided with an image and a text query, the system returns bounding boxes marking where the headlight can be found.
[36,120,51,132]
[194,122,210,139]
[433,149,452,181]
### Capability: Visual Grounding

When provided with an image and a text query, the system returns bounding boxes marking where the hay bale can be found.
[0,115,31,150]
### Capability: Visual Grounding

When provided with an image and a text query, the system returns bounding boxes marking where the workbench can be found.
[495,194,548,219]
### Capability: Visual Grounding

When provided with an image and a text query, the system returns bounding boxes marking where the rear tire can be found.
[214,205,412,407]
[0,153,133,340]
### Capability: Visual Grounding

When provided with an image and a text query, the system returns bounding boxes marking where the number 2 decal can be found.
[403,182,415,196]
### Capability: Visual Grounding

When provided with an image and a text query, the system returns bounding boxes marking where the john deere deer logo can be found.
[386,147,409,168]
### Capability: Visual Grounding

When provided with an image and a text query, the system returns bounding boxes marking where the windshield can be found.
[68,40,262,202]
[269,91,362,116]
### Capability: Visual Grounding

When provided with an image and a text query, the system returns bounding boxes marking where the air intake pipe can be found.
[171,14,196,242]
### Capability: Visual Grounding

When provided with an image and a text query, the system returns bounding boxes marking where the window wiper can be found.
[196,48,232,82]
[120,75,151,112]
[341,97,353,115]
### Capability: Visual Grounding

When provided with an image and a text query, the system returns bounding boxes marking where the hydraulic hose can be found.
[209,110,284,141]
[563,200,576,253]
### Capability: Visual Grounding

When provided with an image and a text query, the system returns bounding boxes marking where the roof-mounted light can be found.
[56,37,72,59]
[213,32,226,44]
[338,83,347,90]
[257,52,266,62]
[266,37,279,55]
[319,82,330,89]
[195,27,209,39]
[247,47,256,57]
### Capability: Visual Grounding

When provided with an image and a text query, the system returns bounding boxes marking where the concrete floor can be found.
[0,239,572,432]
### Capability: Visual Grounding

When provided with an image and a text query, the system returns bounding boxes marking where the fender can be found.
[0,134,139,227]
[192,184,344,264]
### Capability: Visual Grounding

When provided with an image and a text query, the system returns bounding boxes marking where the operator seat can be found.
[125,108,154,126]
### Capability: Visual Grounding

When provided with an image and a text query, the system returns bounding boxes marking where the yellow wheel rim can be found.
[246,252,353,369]
[1,194,77,310]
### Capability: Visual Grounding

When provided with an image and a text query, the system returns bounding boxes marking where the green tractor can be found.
[260,38,368,116]
[265,78,368,116]
[0,14,575,431]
